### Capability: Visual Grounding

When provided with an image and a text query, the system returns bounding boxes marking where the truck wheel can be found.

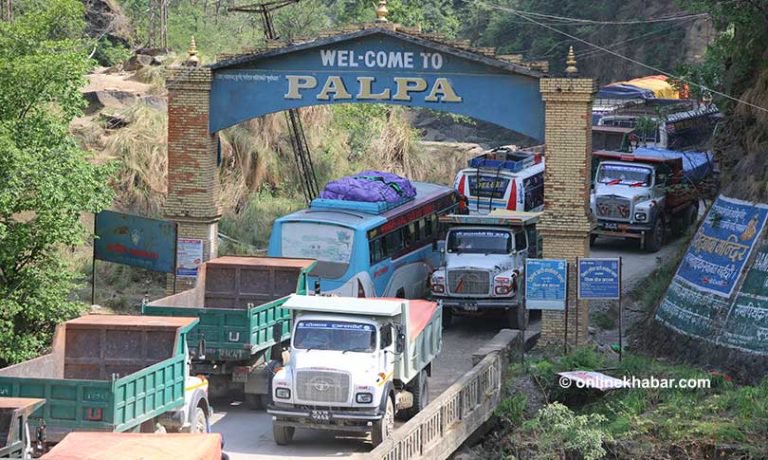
[371,396,394,447]
[411,370,429,417]
[507,306,529,330]
[645,218,664,252]
[192,406,209,433]
[273,424,295,446]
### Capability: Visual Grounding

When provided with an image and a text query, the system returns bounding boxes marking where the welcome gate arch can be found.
[165,24,596,345]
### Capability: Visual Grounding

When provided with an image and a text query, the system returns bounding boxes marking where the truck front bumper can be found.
[267,405,382,431]
[593,221,652,240]
[436,297,519,311]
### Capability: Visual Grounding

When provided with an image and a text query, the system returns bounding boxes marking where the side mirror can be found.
[395,332,405,354]
[272,321,283,343]
[314,280,321,295]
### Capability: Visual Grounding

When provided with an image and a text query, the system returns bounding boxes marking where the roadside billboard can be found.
[525,259,568,310]
[94,210,177,274]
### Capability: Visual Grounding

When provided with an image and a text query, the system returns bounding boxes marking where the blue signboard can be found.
[94,210,177,273]
[578,258,621,300]
[675,196,768,297]
[525,259,568,310]
[210,30,544,141]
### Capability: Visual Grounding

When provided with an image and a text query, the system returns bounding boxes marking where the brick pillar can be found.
[538,77,596,347]
[165,67,222,291]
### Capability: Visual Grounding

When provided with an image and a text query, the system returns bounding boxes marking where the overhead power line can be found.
[513,9,709,25]
[478,1,768,114]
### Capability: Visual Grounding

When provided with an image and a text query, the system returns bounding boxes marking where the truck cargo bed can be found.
[0,316,197,441]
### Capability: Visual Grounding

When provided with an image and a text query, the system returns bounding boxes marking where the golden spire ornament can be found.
[375,0,389,22]
[565,45,578,76]
[186,36,200,67]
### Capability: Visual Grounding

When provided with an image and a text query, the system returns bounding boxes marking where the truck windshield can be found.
[597,164,653,186]
[293,320,376,352]
[447,230,512,254]
[280,222,354,279]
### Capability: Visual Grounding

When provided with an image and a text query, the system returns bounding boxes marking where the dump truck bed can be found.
[41,433,223,460]
[0,316,197,442]
[144,257,315,361]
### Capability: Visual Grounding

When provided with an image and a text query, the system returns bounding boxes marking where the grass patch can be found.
[495,348,768,458]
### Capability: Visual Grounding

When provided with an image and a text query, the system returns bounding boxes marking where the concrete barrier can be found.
[365,329,521,460]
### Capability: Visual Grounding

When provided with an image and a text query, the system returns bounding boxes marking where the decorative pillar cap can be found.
[565,45,578,76]
[186,36,200,67]
[375,0,389,22]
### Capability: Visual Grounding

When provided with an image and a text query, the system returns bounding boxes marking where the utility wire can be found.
[479,1,768,114]
[509,8,709,25]
[576,17,699,59]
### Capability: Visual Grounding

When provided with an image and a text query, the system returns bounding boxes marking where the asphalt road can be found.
[211,236,685,459]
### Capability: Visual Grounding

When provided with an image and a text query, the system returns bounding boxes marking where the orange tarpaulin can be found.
[41,433,223,460]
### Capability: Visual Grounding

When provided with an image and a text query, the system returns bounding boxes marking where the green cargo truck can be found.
[143,256,316,407]
[0,397,45,459]
[0,315,211,449]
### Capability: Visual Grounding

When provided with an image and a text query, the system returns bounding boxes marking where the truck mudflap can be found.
[267,406,382,431]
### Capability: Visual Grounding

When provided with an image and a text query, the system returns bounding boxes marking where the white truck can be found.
[429,212,542,329]
[267,294,442,447]
[590,148,714,251]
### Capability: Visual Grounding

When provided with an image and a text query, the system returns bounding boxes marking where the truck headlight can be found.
[275,388,291,399]
[634,212,647,221]
[430,275,445,294]
[355,392,373,403]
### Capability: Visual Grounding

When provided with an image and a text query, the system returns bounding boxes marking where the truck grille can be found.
[447,270,490,295]
[596,195,631,220]
[296,371,350,404]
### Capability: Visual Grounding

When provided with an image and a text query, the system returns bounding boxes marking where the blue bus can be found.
[267,182,460,298]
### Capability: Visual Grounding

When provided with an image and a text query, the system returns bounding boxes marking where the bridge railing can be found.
[367,351,504,460]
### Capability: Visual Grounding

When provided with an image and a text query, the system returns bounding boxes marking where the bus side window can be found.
[384,231,404,256]
[422,217,432,239]
[369,238,384,264]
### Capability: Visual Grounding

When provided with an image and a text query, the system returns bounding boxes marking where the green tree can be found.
[0,0,113,364]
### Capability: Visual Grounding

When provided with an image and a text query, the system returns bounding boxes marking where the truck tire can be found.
[371,396,394,447]
[645,217,664,253]
[507,306,529,330]
[192,406,209,433]
[403,370,429,420]
[273,424,295,445]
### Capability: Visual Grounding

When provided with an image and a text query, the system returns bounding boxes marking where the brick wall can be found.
[165,67,221,290]
[538,77,597,346]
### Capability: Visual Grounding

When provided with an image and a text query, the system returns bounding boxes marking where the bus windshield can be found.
[280,222,354,279]
[447,230,512,254]
[293,320,376,352]
[597,164,653,186]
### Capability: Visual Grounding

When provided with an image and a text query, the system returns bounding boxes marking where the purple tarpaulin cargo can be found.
[320,171,416,203]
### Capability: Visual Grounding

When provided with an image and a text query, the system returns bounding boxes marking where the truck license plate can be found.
[603,222,619,231]
[461,303,478,312]
[311,410,330,422]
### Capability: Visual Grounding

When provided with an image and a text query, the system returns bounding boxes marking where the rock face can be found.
[83,0,135,46]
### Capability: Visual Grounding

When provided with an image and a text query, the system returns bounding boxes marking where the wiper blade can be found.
[342,348,367,354]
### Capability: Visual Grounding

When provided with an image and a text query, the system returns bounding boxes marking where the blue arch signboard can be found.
[210,29,545,141]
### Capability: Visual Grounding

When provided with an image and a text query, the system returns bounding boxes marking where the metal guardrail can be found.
[366,352,503,460]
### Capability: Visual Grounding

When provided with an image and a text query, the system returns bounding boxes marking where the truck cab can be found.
[268,295,441,447]
[430,212,541,329]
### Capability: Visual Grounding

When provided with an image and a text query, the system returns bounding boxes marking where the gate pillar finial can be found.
[375,0,389,22]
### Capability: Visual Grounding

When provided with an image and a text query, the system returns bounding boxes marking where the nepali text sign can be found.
[578,258,621,300]
[210,32,544,141]
[525,259,567,310]
[676,196,768,297]
[94,211,177,273]
[177,238,204,278]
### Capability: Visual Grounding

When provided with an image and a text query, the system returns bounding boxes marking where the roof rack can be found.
[309,195,414,215]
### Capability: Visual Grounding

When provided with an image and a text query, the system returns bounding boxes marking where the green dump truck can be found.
[0,315,210,450]
[0,397,45,459]
[143,256,316,407]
